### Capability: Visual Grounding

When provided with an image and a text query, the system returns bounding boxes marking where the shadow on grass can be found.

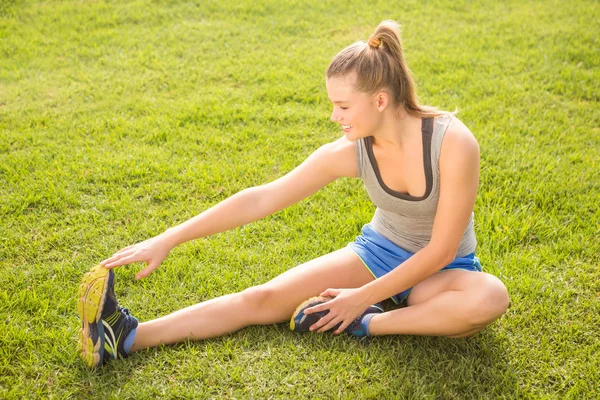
[381,332,519,397]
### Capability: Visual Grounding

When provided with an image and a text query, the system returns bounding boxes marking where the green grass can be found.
[1,0,599,398]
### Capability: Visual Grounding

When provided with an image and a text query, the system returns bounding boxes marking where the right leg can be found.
[130,248,374,352]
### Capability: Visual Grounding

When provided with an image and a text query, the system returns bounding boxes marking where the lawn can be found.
[1,0,598,398]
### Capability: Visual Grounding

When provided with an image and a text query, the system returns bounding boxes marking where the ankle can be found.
[360,313,377,337]
[364,313,381,336]
[123,327,137,354]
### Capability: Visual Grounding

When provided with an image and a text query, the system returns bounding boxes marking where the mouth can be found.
[342,125,353,130]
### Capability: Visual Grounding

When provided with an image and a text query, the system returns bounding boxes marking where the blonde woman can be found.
[78,20,510,368]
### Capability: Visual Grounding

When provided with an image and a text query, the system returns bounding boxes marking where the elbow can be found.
[438,252,456,268]
[240,186,262,206]
[241,185,270,217]
[442,252,457,267]
[426,244,458,267]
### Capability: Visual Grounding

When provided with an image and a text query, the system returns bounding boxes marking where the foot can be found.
[77,264,138,368]
[290,296,384,337]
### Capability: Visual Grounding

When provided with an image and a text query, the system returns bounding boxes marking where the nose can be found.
[330,109,340,123]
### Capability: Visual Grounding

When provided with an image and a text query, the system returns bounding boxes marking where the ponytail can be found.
[327,20,449,117]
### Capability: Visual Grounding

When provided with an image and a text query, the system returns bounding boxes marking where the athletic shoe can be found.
[99,269,138,365]
[77,264,138,368]
[290,296,384,337]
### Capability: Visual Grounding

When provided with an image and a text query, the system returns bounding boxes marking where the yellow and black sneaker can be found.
[77,264,138,368]
[290,296,383,338]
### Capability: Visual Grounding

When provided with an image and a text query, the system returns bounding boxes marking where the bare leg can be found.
[130,248,374,352]
[368,271,509,338]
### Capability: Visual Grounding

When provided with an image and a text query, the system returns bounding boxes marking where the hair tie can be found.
[368,35,381,48]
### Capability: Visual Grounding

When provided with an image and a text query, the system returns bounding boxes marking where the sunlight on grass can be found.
[1,0,598,398]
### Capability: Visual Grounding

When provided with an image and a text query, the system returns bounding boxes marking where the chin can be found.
[343,132,357,141]
[344,129,366,141]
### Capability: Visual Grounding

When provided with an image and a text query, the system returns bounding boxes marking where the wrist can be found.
[359,283,381,306]
[160,227,183,249]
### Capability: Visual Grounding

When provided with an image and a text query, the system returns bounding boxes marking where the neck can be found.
[371,108,421,150]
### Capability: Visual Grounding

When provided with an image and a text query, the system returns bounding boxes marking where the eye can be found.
[340,107,348,110]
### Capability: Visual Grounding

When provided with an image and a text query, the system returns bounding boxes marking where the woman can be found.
[78,20,510,368]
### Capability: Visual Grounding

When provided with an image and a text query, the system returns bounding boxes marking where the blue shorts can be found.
[347,224,482,305]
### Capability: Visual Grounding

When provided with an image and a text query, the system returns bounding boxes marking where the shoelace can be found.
[119,307,138,333]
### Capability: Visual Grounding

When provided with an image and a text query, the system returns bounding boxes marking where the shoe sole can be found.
[289,295,332,332]
[77,264,110,368]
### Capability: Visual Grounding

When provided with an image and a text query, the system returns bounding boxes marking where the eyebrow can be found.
[329,99,350,104]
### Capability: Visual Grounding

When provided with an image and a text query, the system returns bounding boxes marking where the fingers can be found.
[305,301,342,333]
[101,247,136,267]
[135,261,159,280]
[320,288,340,298]
[304,297,334,315]
[315,316,343,333]
[111,245,136,258]
[333,320,351,335]
[101,254,160,279]
[102,251,136,268]
[309,312,333,331]
[103,253,142,269]
[303,293,352,334]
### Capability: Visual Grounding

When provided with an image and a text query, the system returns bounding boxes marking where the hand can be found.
[304,288,371,335]
[100,233,174,279]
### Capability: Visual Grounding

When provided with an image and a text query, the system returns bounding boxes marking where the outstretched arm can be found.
[160,137,357,248]
[101,137,357,278]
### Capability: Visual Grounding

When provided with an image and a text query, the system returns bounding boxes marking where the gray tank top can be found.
[354,114,477,257]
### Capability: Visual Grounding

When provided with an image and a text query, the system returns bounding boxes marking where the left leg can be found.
[368,270,510,338]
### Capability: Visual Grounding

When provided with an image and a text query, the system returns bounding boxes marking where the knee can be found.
[237,285,290,325]
[466,275,510,327]
[239,284,277,311]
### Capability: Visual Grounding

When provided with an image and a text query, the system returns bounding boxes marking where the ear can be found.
[375,91,390,112]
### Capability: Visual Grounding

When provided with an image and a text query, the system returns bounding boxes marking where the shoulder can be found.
[439,115,480,162]
[314,136,359,178]
[437,115,480,182]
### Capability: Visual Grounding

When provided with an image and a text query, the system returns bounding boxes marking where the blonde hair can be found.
[326,20,450,117]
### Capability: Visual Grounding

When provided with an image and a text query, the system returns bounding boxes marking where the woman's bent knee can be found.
[467,275,510,326]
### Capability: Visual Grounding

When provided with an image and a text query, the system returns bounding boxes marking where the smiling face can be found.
[326,73,386,141]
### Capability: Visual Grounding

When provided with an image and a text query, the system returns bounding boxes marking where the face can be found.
[326,73,385,140]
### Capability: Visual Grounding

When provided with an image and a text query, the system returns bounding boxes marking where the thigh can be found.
[257,247,375,321]
[406,270,500,307]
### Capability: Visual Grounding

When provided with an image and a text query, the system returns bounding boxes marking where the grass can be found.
[1,0,598,398]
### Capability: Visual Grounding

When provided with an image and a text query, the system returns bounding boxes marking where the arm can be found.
[305,118,481,333]
[160,137,357,247]
[101,137,358,277]
[362,117,480,304]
